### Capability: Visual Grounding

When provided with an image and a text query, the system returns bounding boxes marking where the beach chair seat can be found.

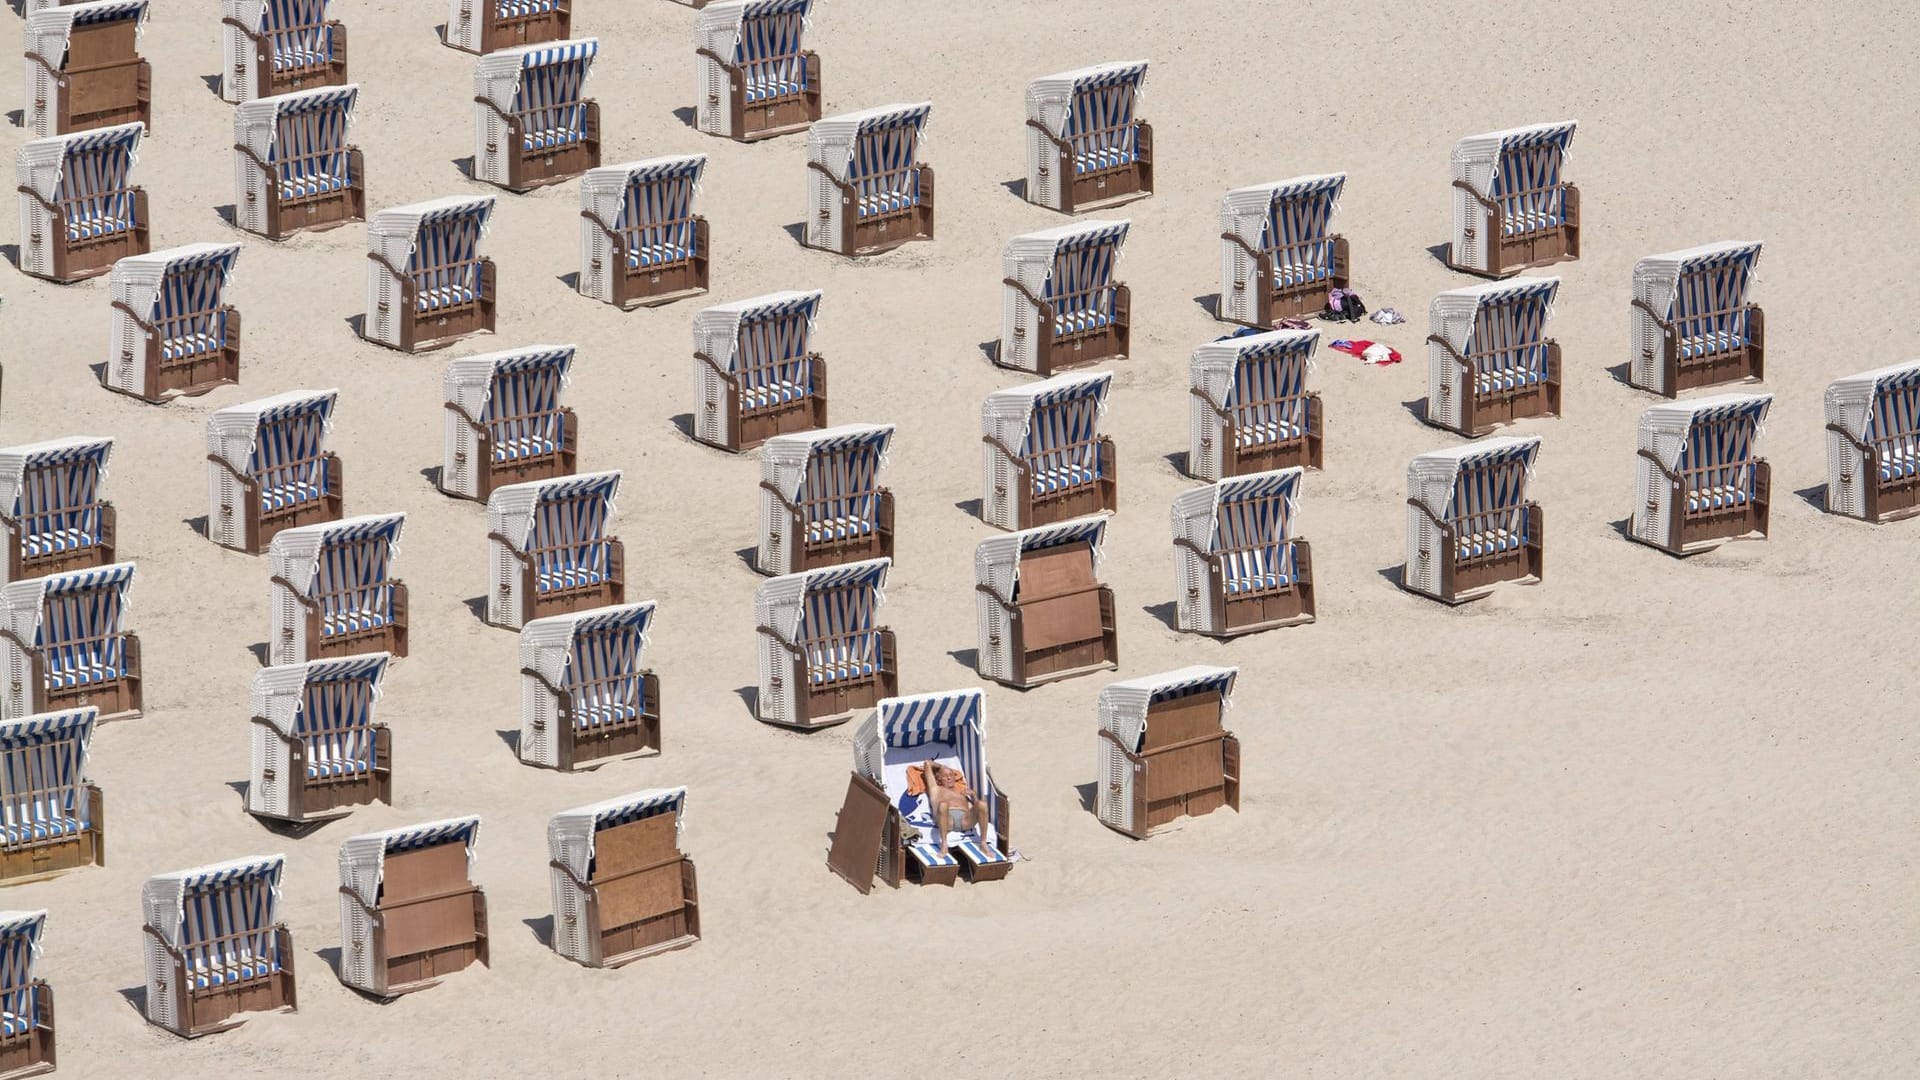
[1188,329,1322,479]
[446,0,570,54]
[1447,122,1579,278]
[999,220,1130,375]
[692,291,829,452]
[268,514,409,664]
[142,856,296,1038]
[0,564,142,722]
[1426,277,1562,438]
[981,372,1117,531]
[1403,437,1543,604]
[975,515,1117,688]
[694,1,820,142]
[1096,667,1241,838]
[338,817,489,998]
[1172,469,1315,636]
[519,602,660,769]
[0,438,116,587]
[1632,394,1772,555]
[1025,62,1152,214]
[758,424,894,575]
[1629,242,1765,396]
[755,559,894,729]
[24,1,152,138]
[248,654,392,822]
[16,123,149,283]
[0,708,104,884]
[474,40,600,191]
[1218,175,1353,328]
[549,790,701,967]
[805,103,935,256]
[486,472,624,630]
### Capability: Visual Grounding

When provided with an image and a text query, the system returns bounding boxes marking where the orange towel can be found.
[905,762,971,799]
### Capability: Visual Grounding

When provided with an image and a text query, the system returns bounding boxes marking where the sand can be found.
[2,0,1917,1076]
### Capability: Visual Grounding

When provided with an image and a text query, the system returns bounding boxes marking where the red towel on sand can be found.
[1329,339,1403,365]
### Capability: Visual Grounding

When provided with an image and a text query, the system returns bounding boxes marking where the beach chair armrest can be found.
[204,453,259,494]
[1187,384,1232,422]
[1629,297,1675,333]
[473,95,517,127]
[445,400,490,440]
[15,186,61,218]
[973,581,1016,610]
[1219,230,1263,261]
[234,143,277,179]
[1405,497,1455,539]
[483,532,536,570]
[693,350,740,389]
[1426,334,1475,374]
[25,52,66,85]
[1634,448,1683,485]
[268,574,323,614]
[1823,422,1872,454]
[109,299,160,335]
[804,160,855,199]
[755,623,804,656]
[337,884,380,920]
[518,665,568,701]
[1450,178,1498,215]
[1023,117,1069,152]
[980,434,1033,476]
[1096,725,1146,764]
[249,716,303,757]
[1171,536,1215,562]
[694,46,741,77]
[1001,276,1054,320]
[757,479,802,515]
[140,922,187,963]
[578,207,626,253]
[218,15,265,44]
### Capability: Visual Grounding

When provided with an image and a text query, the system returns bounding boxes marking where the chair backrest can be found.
[125,244,239,345]
[1212,329,1317,431]
[1668,246,1760,343]
[1211,468,1302,581]
[25,1,147,69]
[697,291,820,396]
[1430,277,1558,376]
[1452,122,1576,226]
[28,563,135,675]
[1448,448,1533,538]
[408,205,489,290]
[261,86,356,182]
[564,604,650,716]
[812,103,931,200]
[734,0,810,91]
[479,40,597,132]
[304,516,403,620]
[1677,401,1768,496]
[144,856,285,985]
[480,347,571,450]
[1867,370,1920,456]
[796,562,886,670]
[248,394,334,490]
[1030,62,1148,159]
[589,156,704,256]
[1220,174,1345,269]
[0,438,112,549]
[294,659,378,770]
[22,124,143,226]
[0,912,45,1033]
[975,513,1109,604]
[1045,224,1126,318]
[794,426,889,529]
[549,787,686,884]
[526,475,617,580]
[340,817,479,909]
[0,707,95,843]
[257,0,331,62]
[1017,373,1111,473]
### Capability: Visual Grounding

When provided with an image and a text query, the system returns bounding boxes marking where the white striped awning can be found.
[0,911,46,951]
[875,688,984,749]
[39,562,135,598]
[1429,276,1559,352]
[0,706,97,748]
[142,855,285,949]
[1826,360,1920,440]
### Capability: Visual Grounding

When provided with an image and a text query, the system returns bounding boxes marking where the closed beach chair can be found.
[1025,61,1151,214]
[519,601,660,770]
[362,195,497,353]
[578,155,710,309]
[1824,360,1920,523]
[0,911,55,1079]
[247,653,392,823]
[141,855,296,1038]
[1171,468,1314,637]
[827,689,1016,892]
[0,708,103,884]
[1096,666,1240,839]
[805,102,934,256]
[440,345,577,502]
[23,0,150,137]
[981,371,1116,531]
[756,422,894,576]
[0,563,141,722]
[1402,437,1543,604]
[206,389,343,555]
[233,84,364,240]
[1447,121,1579,278]
[446,0,570,55]
[105,243,242,402]
[0,438,115,587]
[15,122,147,283]
[1426,276,1562,437]
[485,471,623,630]
[220,0,346,103]
[754,557,894,730]
[1000,219,1130,375]
[1188,329,1322,480]
[1631,393,1772,555]
[268,513,408,665]
[548,788,700,968]
[337,817,487,998]
[1218,174,1348,327]
[974,513,1116,688]
[691,290,828,452]
[694,0,819,142]
[473,40,600,192]
[1629,242,1765,397]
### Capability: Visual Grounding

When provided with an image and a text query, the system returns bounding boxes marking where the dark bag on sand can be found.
[1325,288,1366,323]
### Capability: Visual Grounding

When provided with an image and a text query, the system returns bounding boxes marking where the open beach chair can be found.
[755,558,894,730]
[1402,437,1543,604]
[446,0,570,55]
[756,423,894,576]
[268,513,408,665]
[828,689,1016,892]
[141,855,295,1038]
[1629,242,1765,397]
[1171,468,1314,637]
[694,0,819,142]
[548,788,700,968]
[233,84,364,240]
[805,102,934,256]
[105,243,242,402]
[981,371,1116,531]
[440,346,577,503]
[1447,121,1579,278]
[1000,219,1130,375]
[23,0,149,137]
[362,195,497,353]
[337,817,487,999]
[1096,666,1239,839]
[0,708,102,885]
[1218,174,1348,327]
[0,911,54,1078]
[692,290,828,452]
[975,513,1116,688]
[1631,393,1772,555]
[206,389,342,555]
[473,39,600,192]
[247,654,391,823]
[1824,360,1920,523]
[0,438,115,588]
[1426,276,1562,437]
[0,564,140,722]
[220,0,346,103]
[15,122,147,284]
[1025,61,1151,214]
[519,601,660,771]
[485,471,624,630]
[578,155,709,309]
[1188,329,1322,479]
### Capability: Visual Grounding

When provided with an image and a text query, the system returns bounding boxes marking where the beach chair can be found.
[220,0,346,103]
[1218,174,1348,327]
[362,195,497,353]
[1096,666,1239,839]
[445,0,570,55]
[1188,329,1322,480]
[1631,394,1772,555]
[0,438,115,588]
[440,346,576,503]
[247,654,391,823]
[1629,242,1765,397]
[0,564,140,722]
[691,290,828,453]
[974,513,1116,688]
[578,155,709,309]
[15,122,147,284]
[805,102,934,256]
[268,514,408,665]
[981,371,1116,531]
[337,817,487,998]
[694,0,819,142]
[1824,360,1920,523]
[1025,61,1151,214]
[827,689,1016,892]
[473,40,600,192]
[485,471,624,630]
[1447,121,1580,278]
[1171,469,1314,637]
[141,855,296,1038]
[0,708,103,884]
[233,84,364,240]
[105,243,242,402]
[754,558,894,730]
[756,423,894,576]
[23,0,149,137]
[0,912,54,1078]
[548,788,700,968]
[999,219,1130,375]
[519,602,660,770]
[1402,437,1543,604]
[1426,277,1562,437]
[205,389,343,555]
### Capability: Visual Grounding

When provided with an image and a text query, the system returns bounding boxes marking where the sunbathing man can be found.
[921,762,988,856]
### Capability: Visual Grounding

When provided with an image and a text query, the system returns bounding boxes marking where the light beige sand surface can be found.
[2,1,1917,1076]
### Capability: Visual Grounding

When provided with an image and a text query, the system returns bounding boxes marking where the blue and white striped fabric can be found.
[799,428,888,543]
[52,126,142,243]
[0,708,94,850]
[1015,514,1109,559]
[1261,175,1343,286]
[1868,368,1920,483]
[1677,398,1769,514]
[34,565,134,695]
[846,106,930,220]
[268,86,355,202]
[309,518,401,639]
[407,202,492,315]
[1062,65,1146,177]
[565,604,650,732]
[1491,124,1575,238]
[1225,333,1314,450]
[510,41,596,152]
[1147,668,1238,706]
[483,348,570,465]
[378,817,478,857]
[871,689,1007,856]
[1467,279,1557,395]
[1445,443,1537,560]
[0,911,45,1038]
[293,656,385,779]
[151,247,238,364]
[7,441,110,563]
[591,788,683,833]
[1044,223,1125,338]
[68,0,147,26]
[170,857,284,991]
[1668,246,1760,361]
[733,0,811,104]
[612,159,702,271]
[733,295,819,412]
[494,0,563,18]
[1212,470,1300,595]
[529,474,618,596]
[250,394,333,514]
[259,0,335,73]
[798,561,887,687]
[1020,375,1110,499]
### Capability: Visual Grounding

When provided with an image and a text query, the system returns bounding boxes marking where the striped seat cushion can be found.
[0,1012,34,1037]
[1474,368,1546,394]
[1456,529,1523,559]
[1879,450,1919,483]
[271,48,329,72]
[1233,417,1303,448]
[625,244,689,269]
[1500,210,1561,236]
[306,756,370,779]
[538,566,607,592]
[1073,147,1135,175]
[1051,309,1113,336]
[1685,486,1751,513]
[496,0,560,17]
[22,528,97,558]
[856,192,916,219]
[46,663,118,690]
[416,284,478,312]
[575,701,639,729]
[741,379,807,411]
[189,957,281,990]
[1,816,81,847]
[1224,571,1291,594]
[260,480,321,512]
[907,842,957,869]
[278,171,347,201]
[1274,263,1330,287]
[952,837,1008,867]
[807,659,876,685]
[804,516,875,543]
[321,609,389,637]
[65,215,133,242]
[521,127,584,152]
[492,435,557,463]
[160,331,222,361]
[1678,331,1745,360]
[1031,463,1097,495]
[744,78,803,104]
